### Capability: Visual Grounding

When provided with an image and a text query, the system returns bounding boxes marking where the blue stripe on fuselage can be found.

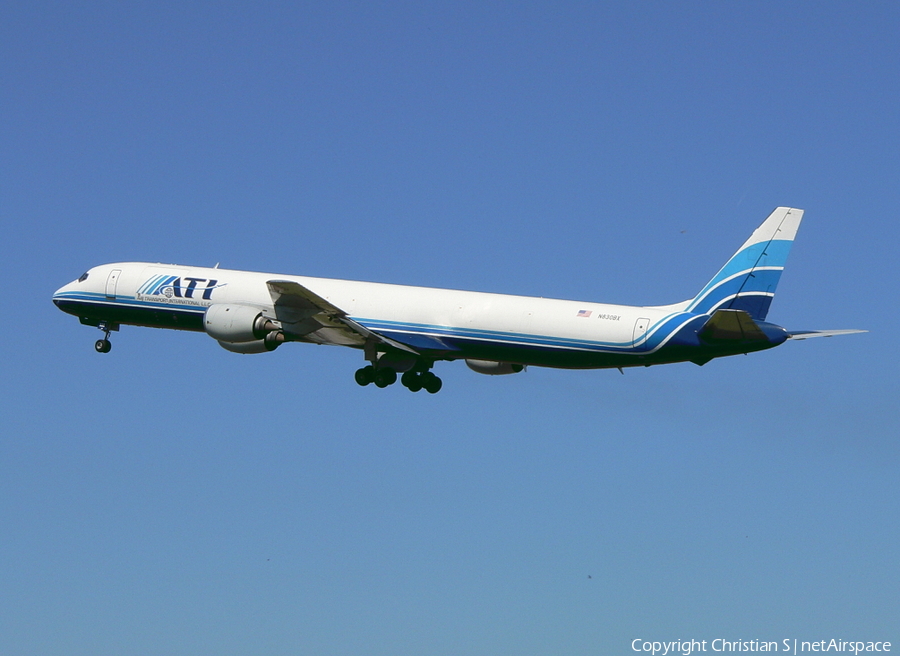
[55,291,782,363]
[356,312,698,355]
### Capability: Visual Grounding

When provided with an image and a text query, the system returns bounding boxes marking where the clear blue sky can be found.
[2,3,897,654]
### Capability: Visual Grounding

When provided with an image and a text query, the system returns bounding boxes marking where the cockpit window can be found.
[78,272,89,282]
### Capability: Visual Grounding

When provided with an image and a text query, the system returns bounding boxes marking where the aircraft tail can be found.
[683,207,804,321]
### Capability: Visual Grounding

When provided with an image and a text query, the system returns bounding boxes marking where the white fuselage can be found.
[53,261,707,370]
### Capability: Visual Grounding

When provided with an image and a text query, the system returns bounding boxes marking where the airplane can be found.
[53,207,864,393]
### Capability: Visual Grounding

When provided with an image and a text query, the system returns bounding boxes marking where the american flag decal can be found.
[577,309,592,318]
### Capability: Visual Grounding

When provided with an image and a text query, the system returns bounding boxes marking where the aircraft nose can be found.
[52,279,78,308]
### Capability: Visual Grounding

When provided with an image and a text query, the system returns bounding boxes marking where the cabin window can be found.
[78,272,89,282]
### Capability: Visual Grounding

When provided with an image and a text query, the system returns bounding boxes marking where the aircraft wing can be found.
[266,280,419,354]
[787,329,868,340]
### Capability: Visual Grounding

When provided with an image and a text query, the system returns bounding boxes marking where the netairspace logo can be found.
[631,638,892,656]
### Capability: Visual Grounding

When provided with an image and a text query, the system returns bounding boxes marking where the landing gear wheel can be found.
[355,365,375,386]
[374,367,397,388]
[421,372,442,394]
[401,371,423,392]
[95,339,112,353]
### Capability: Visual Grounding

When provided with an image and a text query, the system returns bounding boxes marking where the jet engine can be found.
[217,338,280,354]
[465,359,524,375]
[204,304,283,352]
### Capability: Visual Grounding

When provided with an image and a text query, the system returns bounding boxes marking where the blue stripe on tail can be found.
[678,208,803,322]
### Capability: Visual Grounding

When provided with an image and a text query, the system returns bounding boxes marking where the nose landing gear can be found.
[93,321,117,353]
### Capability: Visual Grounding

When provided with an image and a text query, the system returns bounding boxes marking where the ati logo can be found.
[137,274,225,300]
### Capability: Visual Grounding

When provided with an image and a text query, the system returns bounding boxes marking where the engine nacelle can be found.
[465,359,525,376]
[217,339,274,354]
[204,304,277,343]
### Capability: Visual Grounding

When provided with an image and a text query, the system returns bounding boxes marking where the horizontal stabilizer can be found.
[787,329,867,340]
[699,309,768,343]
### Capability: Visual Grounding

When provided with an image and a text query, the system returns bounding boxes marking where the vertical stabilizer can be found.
[686,207,804,321]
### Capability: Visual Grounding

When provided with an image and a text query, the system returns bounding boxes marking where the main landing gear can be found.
[400,370,442,394]
[354,365,395,388]
[354,364,443,394]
